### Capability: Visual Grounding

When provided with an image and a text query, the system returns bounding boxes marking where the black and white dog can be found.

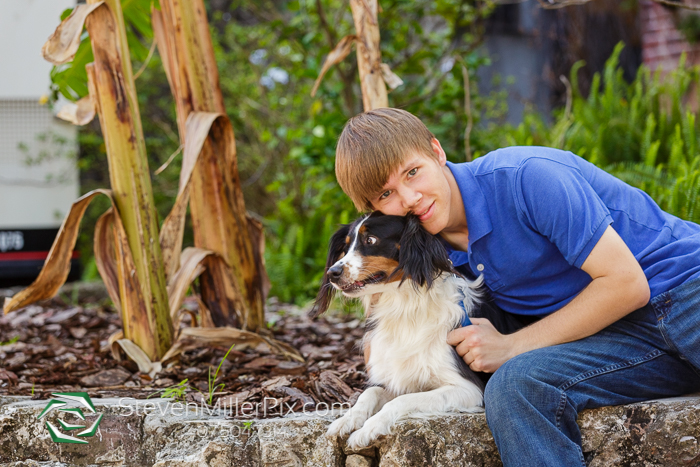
[310,212,484,449]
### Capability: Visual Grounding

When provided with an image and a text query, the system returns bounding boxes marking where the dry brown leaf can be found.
[3,189,111,314]
[179,112,222,191]
[94,208,122,315]
[159,182,190,283]
[160,112,221,283]
[196,295,215,328]
[116,338,161,378]
[41,2,104,65]
[56,95,96,125]
[311,35,356,97]
[108,330,124,361]
[161,327,304,364]
[247,214,271,302]
[380,63,404,91]
[167,247,213,321]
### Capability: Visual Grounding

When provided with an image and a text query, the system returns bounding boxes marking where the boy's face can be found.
[370,139,454,235]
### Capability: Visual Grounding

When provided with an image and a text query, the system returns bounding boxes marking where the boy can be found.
[334,107,700,466]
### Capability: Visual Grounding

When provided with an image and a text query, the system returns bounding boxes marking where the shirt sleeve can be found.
[515,157,613,268]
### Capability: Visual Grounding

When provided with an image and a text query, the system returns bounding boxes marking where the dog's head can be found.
[309,212,453,317]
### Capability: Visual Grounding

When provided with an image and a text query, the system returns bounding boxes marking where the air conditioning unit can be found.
[0,0,80,286]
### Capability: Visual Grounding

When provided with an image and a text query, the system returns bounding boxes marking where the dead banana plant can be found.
[311,0,401,111]
[152,0,269,333]
[3,0,301,370]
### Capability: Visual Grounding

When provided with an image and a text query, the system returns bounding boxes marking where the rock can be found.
[3,395,700,466]
[79,368,131,387]
[257,416,344,467]
[378,413,500,467]
[346,454,373,467]
[579,396,700,466]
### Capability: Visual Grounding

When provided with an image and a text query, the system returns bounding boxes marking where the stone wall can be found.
[2,395,700,466]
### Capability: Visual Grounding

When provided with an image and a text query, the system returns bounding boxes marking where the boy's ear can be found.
[393,215,451,289]
[431,138,447,166]
[309,223,351,318]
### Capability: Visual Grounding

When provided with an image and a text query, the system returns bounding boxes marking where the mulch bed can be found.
[0,290,368,418]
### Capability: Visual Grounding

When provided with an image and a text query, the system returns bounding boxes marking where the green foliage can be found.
[480,42,700,224]
[49,0,502,307]
[50,0,156,102]
[55,0,700,309]
[146,345,234,404]
[207,344,235,405]
[0,336,20,346]
[150,378,190,401]
[678,13,700,45]
[210,0,497,306]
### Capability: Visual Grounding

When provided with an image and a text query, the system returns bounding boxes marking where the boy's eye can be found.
[379,190,391,200]
[408,167,418,176]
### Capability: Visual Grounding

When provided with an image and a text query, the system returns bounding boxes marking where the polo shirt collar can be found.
[445,161,493,254]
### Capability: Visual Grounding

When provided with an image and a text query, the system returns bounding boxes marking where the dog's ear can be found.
[309,223,351,318]
[393,215,452,289]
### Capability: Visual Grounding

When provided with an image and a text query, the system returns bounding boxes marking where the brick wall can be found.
[640,0,700,72]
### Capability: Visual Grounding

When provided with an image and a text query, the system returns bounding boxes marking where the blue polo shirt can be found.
[445,147,700,317]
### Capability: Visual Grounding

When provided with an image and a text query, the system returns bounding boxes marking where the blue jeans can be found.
[484,276,700,467]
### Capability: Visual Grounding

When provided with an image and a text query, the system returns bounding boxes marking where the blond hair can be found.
[335,108,437,211]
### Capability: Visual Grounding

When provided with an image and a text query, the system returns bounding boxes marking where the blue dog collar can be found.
[458,296,472,327]
[461,313,472,327]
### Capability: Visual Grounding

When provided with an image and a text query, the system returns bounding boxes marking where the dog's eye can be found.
[366,236,378,245]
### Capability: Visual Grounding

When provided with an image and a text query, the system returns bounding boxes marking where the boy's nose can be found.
[401,190,422,212]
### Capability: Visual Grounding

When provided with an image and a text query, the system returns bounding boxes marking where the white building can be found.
[0,0,79,283]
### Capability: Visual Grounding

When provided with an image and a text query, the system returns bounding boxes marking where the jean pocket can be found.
[650,291,673,321]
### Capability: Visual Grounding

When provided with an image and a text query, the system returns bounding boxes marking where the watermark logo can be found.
[37,392,103,444]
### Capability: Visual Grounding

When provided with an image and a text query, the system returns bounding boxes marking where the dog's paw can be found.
[326,410,367,438]
[345,417,390,450]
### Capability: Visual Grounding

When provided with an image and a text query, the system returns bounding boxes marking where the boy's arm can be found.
[447,225,650,373]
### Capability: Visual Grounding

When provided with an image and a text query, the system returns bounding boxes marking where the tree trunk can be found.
[350,0,388,111]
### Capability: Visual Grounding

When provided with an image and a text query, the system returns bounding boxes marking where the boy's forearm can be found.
[508,273,650,357]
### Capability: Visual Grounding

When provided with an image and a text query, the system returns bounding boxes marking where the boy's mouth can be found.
[417,202,435,221]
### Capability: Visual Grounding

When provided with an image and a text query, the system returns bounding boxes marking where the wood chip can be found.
[271,361,306,375]
[243,356,280,369]
[80,368,131,387]
[69,327,87,339]
[260,376,291,391]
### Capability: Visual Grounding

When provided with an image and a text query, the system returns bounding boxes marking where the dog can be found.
[310,212,485,449]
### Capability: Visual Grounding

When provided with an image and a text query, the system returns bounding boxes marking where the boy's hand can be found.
[447,318,515,373]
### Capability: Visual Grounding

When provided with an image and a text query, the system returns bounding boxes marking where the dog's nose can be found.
[328,264,343,282]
